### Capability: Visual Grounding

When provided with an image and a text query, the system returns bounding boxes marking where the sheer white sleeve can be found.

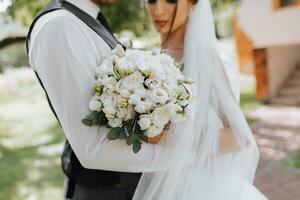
[28,16,165,172]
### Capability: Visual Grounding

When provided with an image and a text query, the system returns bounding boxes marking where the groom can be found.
[26,0,152,199]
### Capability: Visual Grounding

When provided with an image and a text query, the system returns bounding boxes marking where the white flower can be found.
[134,102,149,114]
[115,96,129,108]
[145,78,161,89]
[157,54,174,66]
[103,106,117,118]
[165,103,185,123]
[145,125,164,138]
[151,48,161,56]
[100,93,114,107]
[138,114,152,130]
[119,105,135,121]
[118,89,130,98]
[134,86,148,97]
[96,63,113,76]
[135,55,159,77]
[103,76,117,90]
[151,106,170,127]
[144,98,156,110]
[108,117,123,128]
[129,93,142,105]
[176,85,190,100]
[88,100,102,111]
[91,94,101,101]
[150,88,169,104]
[122,71,144,91]
[114,44,126,57]
[115,57,135,76]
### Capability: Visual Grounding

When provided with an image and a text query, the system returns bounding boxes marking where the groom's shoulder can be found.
[30,9,83,42]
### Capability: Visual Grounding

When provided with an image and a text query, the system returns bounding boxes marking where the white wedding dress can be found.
[128,0,270,199]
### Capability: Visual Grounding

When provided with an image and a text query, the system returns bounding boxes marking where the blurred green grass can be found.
[286,151,300,169]
[0,72,65,200]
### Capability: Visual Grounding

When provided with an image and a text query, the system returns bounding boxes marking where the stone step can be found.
[271,95,300,106]
[279,85,300,96]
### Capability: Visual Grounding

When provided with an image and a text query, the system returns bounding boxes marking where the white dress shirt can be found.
[28,0,163,172]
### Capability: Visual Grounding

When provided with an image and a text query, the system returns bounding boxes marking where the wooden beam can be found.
[253,48,268,100]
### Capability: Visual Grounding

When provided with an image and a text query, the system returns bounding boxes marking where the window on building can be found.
[273,0,300,9]
[280,0,295,7]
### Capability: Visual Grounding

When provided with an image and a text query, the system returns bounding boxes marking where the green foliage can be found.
[5,0,50,26]
[100,0,150,36]
[5,0,149,36]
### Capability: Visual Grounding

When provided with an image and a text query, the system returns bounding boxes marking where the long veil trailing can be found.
[130,0,268,199]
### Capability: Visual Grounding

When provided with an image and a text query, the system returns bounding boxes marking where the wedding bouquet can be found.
[82,45,194,153]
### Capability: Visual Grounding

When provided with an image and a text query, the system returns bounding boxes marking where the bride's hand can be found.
[148,122,171,144]
[148,131,166,144]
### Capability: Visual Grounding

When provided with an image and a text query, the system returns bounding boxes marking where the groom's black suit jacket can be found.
[26,0,141,198]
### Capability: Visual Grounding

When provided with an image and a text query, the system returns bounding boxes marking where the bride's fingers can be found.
[148,131,166,144]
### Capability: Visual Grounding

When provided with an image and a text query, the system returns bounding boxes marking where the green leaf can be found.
[81,111,98,126]
[139,134,148,142]
[118,131,127,139]
[81,118,93,126]
[132,141,142,153]
[126,134,138,145]
[107,128,123,140]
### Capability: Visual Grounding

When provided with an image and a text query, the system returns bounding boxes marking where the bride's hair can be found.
[162,0,198,46]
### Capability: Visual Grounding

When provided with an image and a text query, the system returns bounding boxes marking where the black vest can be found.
[26,0,141,198]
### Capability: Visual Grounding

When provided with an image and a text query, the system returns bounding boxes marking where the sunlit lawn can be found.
[0,68,263,200]
[0,70,65,200]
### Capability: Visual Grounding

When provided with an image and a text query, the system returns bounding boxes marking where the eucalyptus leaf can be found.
[132,141,142,153]
[107,128,123,140]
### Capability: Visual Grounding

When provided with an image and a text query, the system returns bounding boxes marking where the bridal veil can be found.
[130,0,267,199]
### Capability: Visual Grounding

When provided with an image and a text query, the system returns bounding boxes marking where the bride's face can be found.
[146,0,195,36]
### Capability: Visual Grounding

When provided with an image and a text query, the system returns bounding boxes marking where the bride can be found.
[128,0,270,199]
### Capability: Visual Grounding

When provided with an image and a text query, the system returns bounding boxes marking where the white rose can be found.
[114,44,126,57]
[115,96,129,108]
[91,94,101,101]
[119,89,131,98]
[151,106,170,127]
[176,85,190,100]
[138,114,152,130]
[129,93,142,105]
[150,88,169,104]
[88,100,102,111]
[100,94,114,107]
[122,71,144,91]
[145,78,161,89]
[144,125,164,138]
[165,103,185,123]
[151,48,161,56]
[103,106,117,118]
[134,102,149,114]
[134,86,148,97]
[122,105,135,121]
[96,63,113,76]
[144,98,155,110]
[108,117,123,128]
[104,76,117,90]
[157,54,174,66]
[115,57,135,76]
